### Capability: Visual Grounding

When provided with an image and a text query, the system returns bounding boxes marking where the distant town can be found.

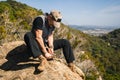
[82,29,112,36]
[69,25,120,36]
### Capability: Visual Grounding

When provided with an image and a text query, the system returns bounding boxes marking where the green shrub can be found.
[0,2,10,13]
[20,21,31,30]
[104,73,120,80]
[0,26,6,40]
[86,75,96,80]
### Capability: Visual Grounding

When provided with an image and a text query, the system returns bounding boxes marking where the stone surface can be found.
[0,41,85,80]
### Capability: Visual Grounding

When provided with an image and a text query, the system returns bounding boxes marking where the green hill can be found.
[0,0,120,80]
[101,28,120,50]
[100,28,120,79]
[0,0,43,43]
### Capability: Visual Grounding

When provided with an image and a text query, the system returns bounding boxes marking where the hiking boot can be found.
[38,55,47,72]
[68,63,75,72]
[68,63,85,79]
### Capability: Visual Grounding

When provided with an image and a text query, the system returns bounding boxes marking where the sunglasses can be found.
[56,18,62,22]
[51,15,62,22]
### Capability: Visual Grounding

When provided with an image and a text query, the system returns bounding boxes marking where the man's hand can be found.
[44,52,53,59]
[47,48,54,55]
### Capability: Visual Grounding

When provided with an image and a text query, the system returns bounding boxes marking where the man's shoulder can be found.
[34,15,45,24]
[36,15,45,20]
[34,16,43,21]
[33,15,45,28]
[37,15,45,18]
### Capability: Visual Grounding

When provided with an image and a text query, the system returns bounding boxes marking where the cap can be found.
[50,10,62,28]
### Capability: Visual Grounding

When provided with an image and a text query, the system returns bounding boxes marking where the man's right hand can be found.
[47,48,54,55]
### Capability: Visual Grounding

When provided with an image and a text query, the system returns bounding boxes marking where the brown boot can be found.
[68,63,85,79]
[38,55,47,72]
[68,63,75,72]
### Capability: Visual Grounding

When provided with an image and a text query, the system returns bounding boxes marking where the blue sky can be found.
[1,0,120,26]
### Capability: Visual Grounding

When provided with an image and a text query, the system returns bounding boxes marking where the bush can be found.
[104,73,120,80]
[0,26,6,40]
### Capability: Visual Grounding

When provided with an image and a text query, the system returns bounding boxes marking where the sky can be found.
[1,0,120,26]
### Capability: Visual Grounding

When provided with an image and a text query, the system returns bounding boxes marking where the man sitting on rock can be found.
[24,10,75,72]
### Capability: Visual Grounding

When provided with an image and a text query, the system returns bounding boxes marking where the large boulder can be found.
[0,41,85,80]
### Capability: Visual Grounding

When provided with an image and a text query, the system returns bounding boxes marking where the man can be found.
[24,10,75,72]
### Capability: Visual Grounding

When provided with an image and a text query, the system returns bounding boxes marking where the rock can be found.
[0,41,85,80]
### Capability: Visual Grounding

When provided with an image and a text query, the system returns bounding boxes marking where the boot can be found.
[68,63,85,79]
[68,62,75,72]
[38,55,47,72]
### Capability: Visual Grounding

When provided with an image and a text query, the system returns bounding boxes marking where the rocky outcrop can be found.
[0,41,85,80]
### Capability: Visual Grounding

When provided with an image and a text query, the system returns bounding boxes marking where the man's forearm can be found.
[36,37,48,54]
[47,34,54,54]
[48,34,54,48]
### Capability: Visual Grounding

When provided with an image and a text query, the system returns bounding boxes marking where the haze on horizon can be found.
[1,0,120,27]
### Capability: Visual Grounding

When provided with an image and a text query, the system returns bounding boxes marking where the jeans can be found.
[24,32,75,63]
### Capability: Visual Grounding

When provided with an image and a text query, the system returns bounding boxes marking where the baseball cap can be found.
[50,10,62,28]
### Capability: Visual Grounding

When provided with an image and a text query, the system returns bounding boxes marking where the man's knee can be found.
[62,39,70,45]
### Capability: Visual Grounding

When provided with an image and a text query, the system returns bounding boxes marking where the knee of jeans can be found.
[62,39,70,45]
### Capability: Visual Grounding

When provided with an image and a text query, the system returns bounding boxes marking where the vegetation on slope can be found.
[100,28,120,79]
[0,0,43,44]
[81,28,120,79]
[57,25,120,79]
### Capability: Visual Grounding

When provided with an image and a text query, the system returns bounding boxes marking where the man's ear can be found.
[48,15,53,21]
[47,15,51,20]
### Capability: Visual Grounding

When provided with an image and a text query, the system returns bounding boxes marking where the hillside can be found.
[60,25,120,79]
[54,16,120,80]
[0,0,120,80]
[101,28,120,50]
[100,28,120,79]
[0,0,43,44]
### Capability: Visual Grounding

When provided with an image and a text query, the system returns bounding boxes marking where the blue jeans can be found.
[24,32,75,63]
